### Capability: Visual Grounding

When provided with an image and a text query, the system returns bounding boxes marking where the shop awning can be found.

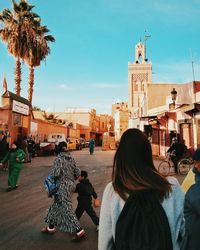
[184,103,200,116]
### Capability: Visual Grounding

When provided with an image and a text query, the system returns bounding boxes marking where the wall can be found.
[31,119,68,142]
[147,82,194,111]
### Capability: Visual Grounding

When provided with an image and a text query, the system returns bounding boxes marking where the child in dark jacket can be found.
[75,170,99,231]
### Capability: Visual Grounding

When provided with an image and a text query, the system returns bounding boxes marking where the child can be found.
[75,170,99,231]
[183,148,200,249]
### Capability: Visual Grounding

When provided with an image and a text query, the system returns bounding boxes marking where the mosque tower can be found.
[128,41,152,122]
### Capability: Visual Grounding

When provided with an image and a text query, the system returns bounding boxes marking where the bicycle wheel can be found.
[158,161,170,176]
[178,158,191,175]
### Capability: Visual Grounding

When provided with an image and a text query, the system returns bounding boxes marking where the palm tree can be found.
[0,0,37,96]
[25,23,55,104]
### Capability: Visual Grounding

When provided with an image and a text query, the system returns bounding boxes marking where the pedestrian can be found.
[0,141,26,192]
[0,131,9,170]
[182,148,200,249]
[41,141,86,242]
[167,137,187,174]
[75,170,99,231]
[89,138,95,155]
[98,128,185,250]
[17,135,29,163]
[27,137,35,162]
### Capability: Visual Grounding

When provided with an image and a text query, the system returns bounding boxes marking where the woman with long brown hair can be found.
[98,129,184,250]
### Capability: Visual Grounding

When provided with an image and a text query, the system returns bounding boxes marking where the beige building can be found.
[33,108,114,145]
[114,110,129,141]
[111,102,129,140]
[128,41,200,156]
[112,102,128,117]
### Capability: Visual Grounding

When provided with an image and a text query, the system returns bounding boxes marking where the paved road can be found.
[0,148,185,250]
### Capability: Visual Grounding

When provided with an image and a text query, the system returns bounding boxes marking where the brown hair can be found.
[112,129,171,201]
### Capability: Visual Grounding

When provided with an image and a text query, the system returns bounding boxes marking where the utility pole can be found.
[144,30,151,61]
[190,49,196,82]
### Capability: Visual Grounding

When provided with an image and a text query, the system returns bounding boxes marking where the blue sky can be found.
[0,0,200,114]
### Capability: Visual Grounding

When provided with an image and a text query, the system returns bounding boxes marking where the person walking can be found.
[75,170,99,231]
[88,138,95,155]
[98,128,185,250]
[167,137,187,174]
[182,149,200,250]
[0,141,25,191]
[41,141,86,242]
[27,137,35,163]
[0,131,9,170]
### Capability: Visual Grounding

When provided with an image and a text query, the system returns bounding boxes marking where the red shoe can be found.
[41,227,55,234]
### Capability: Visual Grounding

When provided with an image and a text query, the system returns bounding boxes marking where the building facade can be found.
[32,109,114,146]
[128,41,200,156]
[0,90,31,144]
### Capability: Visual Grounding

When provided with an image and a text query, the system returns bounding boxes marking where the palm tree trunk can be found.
[15,57,21,96]
[28,65,34,104]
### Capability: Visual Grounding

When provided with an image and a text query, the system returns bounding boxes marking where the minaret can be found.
[128,41,152,121]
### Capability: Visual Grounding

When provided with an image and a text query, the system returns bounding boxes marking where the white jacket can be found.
[98,176,185,250]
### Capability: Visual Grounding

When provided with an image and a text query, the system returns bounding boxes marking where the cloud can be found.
[59,84,72,90]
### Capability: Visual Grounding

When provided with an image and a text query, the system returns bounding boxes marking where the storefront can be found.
[0,91,31,144]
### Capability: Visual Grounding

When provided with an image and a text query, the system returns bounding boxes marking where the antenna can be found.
[190,49,196,82]
[144,30,151,60]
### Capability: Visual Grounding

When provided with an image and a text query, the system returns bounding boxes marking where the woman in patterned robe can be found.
[41,141,86,241]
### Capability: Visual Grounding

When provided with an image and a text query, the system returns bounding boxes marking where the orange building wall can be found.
[31,119,68,142]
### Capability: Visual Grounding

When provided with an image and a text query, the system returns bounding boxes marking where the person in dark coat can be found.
[75,170,99,231]
[167,137,187,173]
[0,131,9,170]
[27,137,35,162]
[183,148,200,250]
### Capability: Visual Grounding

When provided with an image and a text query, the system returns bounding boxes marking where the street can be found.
[0,147,185,250]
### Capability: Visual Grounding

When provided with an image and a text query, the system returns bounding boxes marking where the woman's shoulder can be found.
[102,182,125,215]
[163,176,184,205]
[103,182,124,205]
[166,176,180,186]
[103,182,114,195]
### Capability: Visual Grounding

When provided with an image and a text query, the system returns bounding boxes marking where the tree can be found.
[0,0,38,96]
[32,105,43,111]
[25,23,55,104]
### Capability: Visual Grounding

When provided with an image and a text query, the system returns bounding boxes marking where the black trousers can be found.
[75,202,99,226]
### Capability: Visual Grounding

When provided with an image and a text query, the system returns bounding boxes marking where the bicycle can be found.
[158,152,193,176]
